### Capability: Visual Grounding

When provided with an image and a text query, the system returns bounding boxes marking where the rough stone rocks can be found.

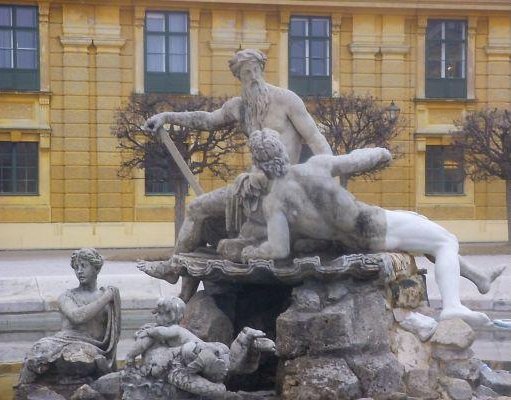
[431,346,474,362]
[346,353,405,397]
[430,319,475,350]
[475,384,500,398]
[439,376,473,400]
[405,368,439,399]
[291,284,322,312]
[277,280,393,359]
[88,372,121,400]
[280,357,361,400]
[27,386,67,400]
[480,364,511,396]
[391,328,431,371]
[444,358,482,383]
[71,384,105,400]
[180,290,233,345]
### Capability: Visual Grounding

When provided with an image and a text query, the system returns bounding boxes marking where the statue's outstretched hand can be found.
[375,147,392,168]
[143,112,169,134]
[237,327,275,353]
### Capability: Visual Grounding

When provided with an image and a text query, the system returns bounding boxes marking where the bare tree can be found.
[308,93,401,187]
[452,108,511,242]
[112,93,245,239]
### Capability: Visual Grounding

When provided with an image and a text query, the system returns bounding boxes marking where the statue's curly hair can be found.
[228,49,267,79]
[157,296,186,323]
[70,248,104,272]
[248,128,290,178]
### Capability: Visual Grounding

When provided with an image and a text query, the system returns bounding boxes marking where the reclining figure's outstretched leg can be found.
[138,187,229,302]
[425,254,505,295]
[384,210,492,327]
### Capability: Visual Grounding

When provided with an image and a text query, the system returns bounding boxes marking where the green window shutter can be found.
[144,11,190,94]
[0,141,38,195]
[0,5,39,91]
[425,20,467,99]
[289,16,332,97]
[425,145,464,195]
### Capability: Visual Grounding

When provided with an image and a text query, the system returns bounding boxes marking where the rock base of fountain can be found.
[174,251,511,400]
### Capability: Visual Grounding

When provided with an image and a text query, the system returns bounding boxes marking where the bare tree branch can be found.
[111,93,246,182]
[307,93,403,184]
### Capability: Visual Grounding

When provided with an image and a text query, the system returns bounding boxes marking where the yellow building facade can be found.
[0,0,510,249]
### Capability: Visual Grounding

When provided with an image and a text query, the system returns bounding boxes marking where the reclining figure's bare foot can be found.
[440,305,492,328]
[475,264,506,295]
[137,259,179,284]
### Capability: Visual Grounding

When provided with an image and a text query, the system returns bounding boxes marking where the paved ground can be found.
[0,246,510,366]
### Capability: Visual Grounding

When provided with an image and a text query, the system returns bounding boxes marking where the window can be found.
[0,5,39,91]
[145,152,184,195]
[0,142,38,194]
[145,11,189,94]
[426,20,466,98]
[425,146,464,195]
[289,16,331,96]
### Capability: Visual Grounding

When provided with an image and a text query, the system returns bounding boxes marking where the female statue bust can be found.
[18,248,121,384]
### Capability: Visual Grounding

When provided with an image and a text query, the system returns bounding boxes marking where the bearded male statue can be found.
[141,49,332,301]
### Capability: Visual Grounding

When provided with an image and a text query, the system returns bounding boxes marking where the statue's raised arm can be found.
[327,147,392,178]
[143,97,242,133]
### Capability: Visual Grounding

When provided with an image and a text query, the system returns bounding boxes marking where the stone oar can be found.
[156,126,204,197]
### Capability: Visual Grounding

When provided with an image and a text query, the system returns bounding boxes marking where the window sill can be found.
[0,90,50,95]
[425,193,466,197]
[414,97,476,104]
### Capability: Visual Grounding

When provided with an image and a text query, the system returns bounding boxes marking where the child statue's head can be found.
[153,296,186,326]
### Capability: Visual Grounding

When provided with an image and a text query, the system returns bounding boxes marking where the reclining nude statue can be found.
[238,128,505,327]
[121,297,275,400]
[17,248,121,385]
[140,49,332,301]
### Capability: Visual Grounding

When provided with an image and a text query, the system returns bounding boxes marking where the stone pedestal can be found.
[165,251,511,399]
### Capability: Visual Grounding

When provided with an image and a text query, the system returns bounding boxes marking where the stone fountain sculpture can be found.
[120,296,276,400]
[73,296,276,400]
[15,248,121,400]
[134,49,511,398]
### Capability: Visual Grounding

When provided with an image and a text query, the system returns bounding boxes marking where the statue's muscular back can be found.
[263,156,387,252]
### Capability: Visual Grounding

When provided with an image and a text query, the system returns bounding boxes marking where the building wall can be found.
[0,0,510,249]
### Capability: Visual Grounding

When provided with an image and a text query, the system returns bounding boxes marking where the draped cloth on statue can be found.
[24,287,121,377]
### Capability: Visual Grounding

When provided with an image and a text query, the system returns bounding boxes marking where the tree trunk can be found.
[507,179,511,244]
[174,178,187,243]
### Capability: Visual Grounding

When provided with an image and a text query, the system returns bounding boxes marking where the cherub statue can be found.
[123,296,275,400]
[237,128,505,327]
[17,248,121,385]
[125,297,200,379]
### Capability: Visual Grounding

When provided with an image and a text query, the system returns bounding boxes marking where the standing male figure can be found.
[141,49,332,301]
[241,128,504,327]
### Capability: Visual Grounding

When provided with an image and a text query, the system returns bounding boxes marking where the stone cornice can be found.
[380,44,410,55]
[147,0,511,11]
[485,45,511,56]
[93,38,126,53]
[349,42,380,56]
[59,36,93,50]
[209,41,239,54]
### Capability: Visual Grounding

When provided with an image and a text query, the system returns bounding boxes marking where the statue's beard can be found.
[241,78,270,134]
